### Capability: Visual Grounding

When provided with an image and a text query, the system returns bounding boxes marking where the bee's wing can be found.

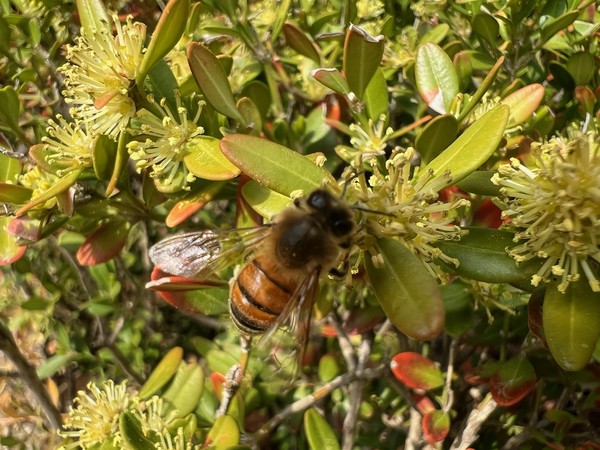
[149,227,270,278]
[258,269,321,369]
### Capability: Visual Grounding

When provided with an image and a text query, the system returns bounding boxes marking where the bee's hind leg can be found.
[216,334,253,417]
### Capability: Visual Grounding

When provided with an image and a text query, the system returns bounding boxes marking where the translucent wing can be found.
[149,227,270,278]
[258,269,321,370]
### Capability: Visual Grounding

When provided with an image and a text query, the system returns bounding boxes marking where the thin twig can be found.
[450,393,497,450]
[405,407,423,450]
[0,321,62,430]
[253,363,387,442]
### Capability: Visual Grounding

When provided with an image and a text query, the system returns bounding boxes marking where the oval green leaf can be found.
[311,68,350,95]
[543,280,600,371]
[0,86,21,135]
[435,227,543,283]
[284,22,321,63]
[120,411,156,450]
[0,182,32,204]
[455,171,500,196]
[187,42,245,123]
[220,134,333,196]
[415,43,459,114]
[417,105,509,190]
[566,51,595,86]
[363,68,389,123]
[472,13,499,47]
[241,181,291,220]
[161,362,205,417]
[342,24,384,100]
[92,134,118,181]
[540,10,579,44]
[137,0,190,86]
[304,408,340,450]
[205,414,240,449]
[415,114,458,165]
[139,347,184,400]
[365,237,444,340]
[183,136,241,180]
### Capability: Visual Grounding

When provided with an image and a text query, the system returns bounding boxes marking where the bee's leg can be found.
[216,334,253,417]
[328,260,349,279]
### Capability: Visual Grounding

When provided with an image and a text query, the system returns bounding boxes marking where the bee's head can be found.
[303,189,355,240]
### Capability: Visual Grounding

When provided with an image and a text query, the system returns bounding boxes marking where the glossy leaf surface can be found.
[220,134,332,196]
[415,42,459,114]
[304,408,340,450]
[543,281,600,371]
[138,347,183,400]
[390,352,444,390]
[311,68,350,95]
[489,357,536,406]
[343,24,384,100]
[183,136,241,181]
[365,238,444,340]
[241,181,291,220]
[120,411,155,450]
[501,84,544,126]
[417,105,509,189]
[205,414,240,449]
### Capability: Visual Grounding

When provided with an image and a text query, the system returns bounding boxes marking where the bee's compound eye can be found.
[307,190,328,210]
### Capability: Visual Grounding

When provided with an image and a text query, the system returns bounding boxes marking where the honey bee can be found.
[148,188,356,350]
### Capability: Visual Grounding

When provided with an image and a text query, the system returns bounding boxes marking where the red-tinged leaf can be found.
[0,217,27,265]
[76,220,131,265]
[311,68,350,95]
[183,136,241,181]
[461,360,486,385]
[472,199,503,228]
[422,410,450,444]
[575,86,595,116]
[365,238,444,340]
[489,357,536,406]
[501,84,544,126]
[210,372,226,399]
[343,24,384,100]
[412,393,436,414]
[166,181,227,227]
[6,217,41,243]
[390,352,444,391]
[220,134,334,196]
[527,289,545,344]
[0,182,32,203]
[187,42,245,123]
[284,22,321,63]
[415,43,459,114]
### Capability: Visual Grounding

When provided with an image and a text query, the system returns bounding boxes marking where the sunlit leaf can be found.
[76,0,110,34]
[139,347,184,400]
[161,362,205,417]
[390,352,444,390]
[166,181,227,227]
[241,181,291,220]
[183,136,241,181]
[415,43,459,114]
[205,414,240,449]
[342,24,384,100]
[501,84,544,126]
[304,408,340,450]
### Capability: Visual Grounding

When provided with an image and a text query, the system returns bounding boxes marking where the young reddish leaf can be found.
[187,42,245,124]
[220,134,334,196]
[0,182,32,203]
[284,22,321,63]
[210,371,226,399]
[501,84,544,126]
[415,43,459,114]
[0,217,27,265]
[575,86,595,116]
[342,24,384,100]
[205,413,240,449]
[183,136,241,181]
[390,352,444,390]
[312,68,350,95]
[166,181,226,227]
[6,217,41,243]
[76,220,131,265]
[365,238,444,340]
[527,289,545,344]
[412,393,436,414]
[489,356,536,406]
[543,280,600,371]
[138,347,184,400]
[422,410,451,444]
[304,408,341,450]
[137,0,190,86]
[472,199,503,228]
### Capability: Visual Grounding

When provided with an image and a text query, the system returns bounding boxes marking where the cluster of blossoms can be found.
[493,130,600,293]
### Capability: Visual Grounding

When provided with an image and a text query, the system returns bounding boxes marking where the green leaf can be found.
[139,347,184,399]
[415,114,458,165]
[0,86,21,135]
[36,353,78,379]
[501,84,545,126]
[241,81,271,120]
[120,411,156,450]
[220,134,333,196]
[417,105,509,190]
[455,171,500,196]
[415,43,459,114]
[435,227,542,283]
[187,42,245,123]
[566,52,595,86]
[137,0,190,86]
[472,13,499,47]
[183,136,241,180]
[205,414,240,449]
[318,353,341,382]
[0,153,21,183]
[304,408,340,450]
[365,238,444,340]
[0,182,32,204]
[540,10,579,44]
[363,68,389,122]
[311,68,350,95]
[284,22,321,63]
[241,181,291,219]
[76,0,110,34]
[92,134,118,181]
[543,280,600,371]
[161,362,205,417]
[342,24,384,100]
[236,97,263,134]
